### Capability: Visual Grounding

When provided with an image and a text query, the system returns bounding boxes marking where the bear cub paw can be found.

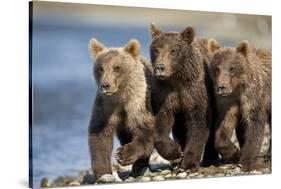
[155,139,183,160]
[115,143,144,166]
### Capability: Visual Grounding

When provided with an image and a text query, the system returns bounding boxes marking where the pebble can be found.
[189,172,199,177]
[219,165,233,169]
[263,168,271,174]
[139,176,151,182]
[41,177,52,187]
[78,171,87,182]
[232,167,241,173]
[215,173,225,177]
[164,173,172,178]
[152,175,165,181]
[54,176,66,186]
[196,174,204,178]
[160,170,171,175]
[125,177,135,182]
[176,172,187,178]
[82,174,96,184]
[97,174,115,183]
[250,170,263,175]
[143,169,152,176]
[69,181,80,186]
[148,172,158,177]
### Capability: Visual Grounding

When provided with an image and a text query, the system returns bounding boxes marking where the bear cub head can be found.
[89,38,142,96]
[149,23,195,80]
[208,39,251,96]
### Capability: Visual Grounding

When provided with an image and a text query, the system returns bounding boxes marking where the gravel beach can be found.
[41,150,271,188]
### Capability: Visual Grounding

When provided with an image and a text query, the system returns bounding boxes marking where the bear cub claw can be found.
[116,143,143,166]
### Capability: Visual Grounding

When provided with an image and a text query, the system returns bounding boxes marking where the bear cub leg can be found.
[239,111,265,171]
[89,126,114,178]
[116,126,151,177]
[154,112,182,161]
[180,119,209,171]
[215,106,241,163]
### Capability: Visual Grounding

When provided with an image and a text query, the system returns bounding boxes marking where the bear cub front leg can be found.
[154,111,183,161]
[116,123,154,166]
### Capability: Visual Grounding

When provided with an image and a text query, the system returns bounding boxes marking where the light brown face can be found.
[94,51,125,96]
[88,38,141,96]
[210,49,246,96]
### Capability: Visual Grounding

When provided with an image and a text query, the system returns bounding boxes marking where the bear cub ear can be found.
[124,39,140,58]
[150,23,162,38]
[207,39,220,53]
[89,38,105,59]
[181,27,195,44]
[236,40,250,57]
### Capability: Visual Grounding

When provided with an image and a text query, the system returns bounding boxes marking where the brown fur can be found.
[208,39,272,171]
[88,38,154,178]
[149,24,218,170]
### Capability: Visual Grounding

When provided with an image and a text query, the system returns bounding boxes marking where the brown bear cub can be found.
[149,24,218,170]
[88,38,154,178]
[208,39,272,171]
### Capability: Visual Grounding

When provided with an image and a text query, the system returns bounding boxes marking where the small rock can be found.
[164,173,172,178]
[250,170,262,175]
[140,176,151,182]
[220,164,234,169]
[54,176,66,186]
[147,171,158,177]
[176,172,187,178]
[215,173,225,177]
[160,170,171,175]
[124,177,135,182]
[206,175,213,178]
[232,167,241,173]
[152,175,165,181]
[82,174,96,184]
[69,181,80,186]
[97,174,115,183]
[143,169,153,176]
[195,174,204,178]
[189,172,199,177]
[78,171,87,182]
[263,168,271,174]
[41,177,52,187]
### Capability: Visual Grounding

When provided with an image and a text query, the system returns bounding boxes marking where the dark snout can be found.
[155,64,165,72]
[216,83,231,96]
[100,82,111,95]
[155,64,166,76]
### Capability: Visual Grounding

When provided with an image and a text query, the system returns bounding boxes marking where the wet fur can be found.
[88,39,154,178]
[149,25,219,170]
[209,40,272,171]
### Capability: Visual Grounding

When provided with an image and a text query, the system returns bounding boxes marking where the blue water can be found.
[31,23,152,188]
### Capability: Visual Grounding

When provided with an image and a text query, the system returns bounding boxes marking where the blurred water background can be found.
[30,1,271,188]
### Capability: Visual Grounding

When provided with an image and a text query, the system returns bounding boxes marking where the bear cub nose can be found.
[217,84,226,93]
[100,82,111,90]
[155,64,165,72]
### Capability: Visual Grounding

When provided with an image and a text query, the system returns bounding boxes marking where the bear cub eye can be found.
[153,48,159,56]
[229,67,235,75]
[215,67,220,76]
[170,49,177,56]
[113,66,120,73]
[97,66,104,73]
